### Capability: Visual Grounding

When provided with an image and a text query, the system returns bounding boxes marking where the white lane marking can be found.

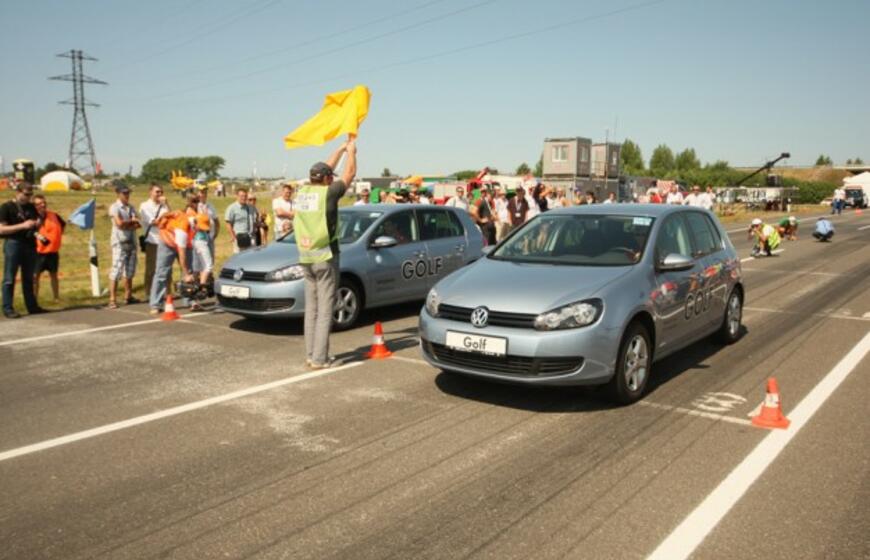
[859,224,870,231]
[0,310,219,347]
[638,400,752,426]
[740,248,784,263]
[0,361,364,463]
[744,306,870,322]
[0,319,160,347]
[391,355,434,367]
[647,330,870,560]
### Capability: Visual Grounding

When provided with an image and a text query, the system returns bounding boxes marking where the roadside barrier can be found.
[751,377,791,429]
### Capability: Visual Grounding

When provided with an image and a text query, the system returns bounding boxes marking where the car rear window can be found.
[491,214,654,266]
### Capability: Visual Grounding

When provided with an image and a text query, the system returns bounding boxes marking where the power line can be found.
[98,0,210,52]
[106,0,283,73]
[49,50,107,176]
[154,0,453,84]
[145,0,667,107]
[141,0,498,101]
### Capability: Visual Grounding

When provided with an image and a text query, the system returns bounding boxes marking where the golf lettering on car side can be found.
[401,257,444,280]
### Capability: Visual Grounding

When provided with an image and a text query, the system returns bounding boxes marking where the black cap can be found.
[309,162,333,179]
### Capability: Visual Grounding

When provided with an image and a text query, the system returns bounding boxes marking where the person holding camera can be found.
[108,184,141,309]
[149,195,197,315]
[225,187,256,253]
[139,184,169,297]
[32,194,66,303]
[0,182,45,318]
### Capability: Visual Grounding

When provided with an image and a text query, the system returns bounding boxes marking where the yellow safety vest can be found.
[293,185,333,263]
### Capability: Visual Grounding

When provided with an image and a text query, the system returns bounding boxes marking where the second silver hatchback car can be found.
[419,204,743,404]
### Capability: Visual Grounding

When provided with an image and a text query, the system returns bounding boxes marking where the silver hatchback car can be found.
[216,204,484,330]
[419,204,744,404]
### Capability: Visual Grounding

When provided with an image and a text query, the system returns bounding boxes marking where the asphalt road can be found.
[1,210,868,560]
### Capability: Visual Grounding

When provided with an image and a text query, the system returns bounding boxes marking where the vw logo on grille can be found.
[233,268,244,282]
[470,306,489,328]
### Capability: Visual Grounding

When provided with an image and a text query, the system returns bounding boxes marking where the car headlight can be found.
[425,288,441,317]
[265,264,305,282]
[534,299,603,331]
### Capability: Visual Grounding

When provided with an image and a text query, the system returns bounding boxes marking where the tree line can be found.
[139,156,225,184]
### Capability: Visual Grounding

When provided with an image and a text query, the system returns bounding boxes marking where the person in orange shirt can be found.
[32,194,65,302]
[148,195,196,315]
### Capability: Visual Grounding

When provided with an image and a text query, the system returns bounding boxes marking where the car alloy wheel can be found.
[333,283,360,330]
[624,334,649,392]
[717,289,743,344]
[608,322,652,405]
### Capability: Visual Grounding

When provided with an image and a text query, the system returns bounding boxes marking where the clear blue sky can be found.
[1,0,868,178]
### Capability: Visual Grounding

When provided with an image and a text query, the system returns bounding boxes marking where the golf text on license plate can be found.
[220,284,250,299]
[445,331,507,356]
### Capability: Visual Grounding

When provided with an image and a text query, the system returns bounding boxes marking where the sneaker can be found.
[307,357,337,370]
[28,307,48,315]
[149,308,161,316]
[3,310,21,319]
[189,302,203,312]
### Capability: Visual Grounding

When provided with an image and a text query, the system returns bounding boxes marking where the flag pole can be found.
[89,229,100,297]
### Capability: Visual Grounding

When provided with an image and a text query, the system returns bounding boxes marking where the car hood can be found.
[221,242,299,272]
[435,257,634,314]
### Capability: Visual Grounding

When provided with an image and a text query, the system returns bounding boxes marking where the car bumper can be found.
[418,309,619,386]
[214,277,305,318]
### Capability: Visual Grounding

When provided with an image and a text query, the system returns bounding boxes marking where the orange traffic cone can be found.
[161,295,180,321]
[365,321,393,359]
[751,378,790,429]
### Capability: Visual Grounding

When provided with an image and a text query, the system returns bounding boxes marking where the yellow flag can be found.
[284,85,371,149]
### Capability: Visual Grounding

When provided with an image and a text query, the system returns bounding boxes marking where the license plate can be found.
[220,284,250,299]
[445,331,507,356]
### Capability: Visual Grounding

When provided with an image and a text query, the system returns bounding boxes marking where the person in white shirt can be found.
[444,186,469,211]
[354,189,370,206]
[603,192,617,204]
[702,185,716,211]
[138,184,170,297]
[524,181,540,221]
[272,183,295,238]
[493,186,510,241]
[683,185,705,207]
[832,187,846,215]
[418,190,431,204]
[665,185,684,205]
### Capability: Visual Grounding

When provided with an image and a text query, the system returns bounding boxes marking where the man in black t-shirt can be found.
[0,182,44,318]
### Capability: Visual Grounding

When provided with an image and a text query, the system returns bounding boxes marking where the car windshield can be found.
[491,214,654,266]
[279,209,383,245]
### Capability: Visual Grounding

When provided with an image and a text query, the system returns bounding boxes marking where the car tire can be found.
[607,322,652,405]
[716,288,743,345]
[332,278,362,331]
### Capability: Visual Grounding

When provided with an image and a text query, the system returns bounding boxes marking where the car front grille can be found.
[217,295,295,312]
[219,268,268,282]
[423,340,583,377]
[437,304,537,329]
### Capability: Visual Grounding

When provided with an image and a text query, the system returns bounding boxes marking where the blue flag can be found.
[69,198,96,230]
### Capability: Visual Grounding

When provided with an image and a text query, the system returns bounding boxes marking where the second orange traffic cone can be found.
[161,295,180,321]
[365,321,393,359]
[751,378,790,429]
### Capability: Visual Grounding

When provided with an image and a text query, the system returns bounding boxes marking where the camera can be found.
[175,277,214,301]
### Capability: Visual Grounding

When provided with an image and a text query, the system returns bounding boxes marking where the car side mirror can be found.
[657,253,694,272]
[371,235,398,249]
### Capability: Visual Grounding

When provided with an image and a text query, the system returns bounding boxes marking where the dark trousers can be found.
[3,239,39,313]
[813,231,834,242]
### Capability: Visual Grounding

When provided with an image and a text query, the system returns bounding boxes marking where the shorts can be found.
[192,238,213,274]
[36,252,59,274]
[109,244,137,280]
